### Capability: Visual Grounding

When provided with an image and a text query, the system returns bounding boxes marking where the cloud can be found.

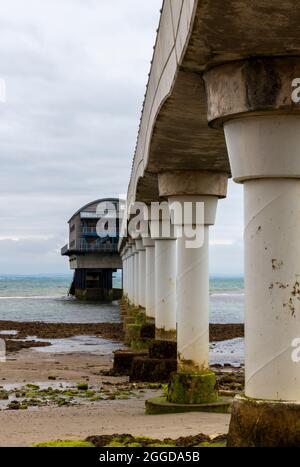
[0,0,162,274]
[0,1,245,276]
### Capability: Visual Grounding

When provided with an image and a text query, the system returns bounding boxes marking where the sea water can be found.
[0,274,245,365]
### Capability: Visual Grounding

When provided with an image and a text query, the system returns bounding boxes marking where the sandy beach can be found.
[0,320,245,447]
[0,347,232,447]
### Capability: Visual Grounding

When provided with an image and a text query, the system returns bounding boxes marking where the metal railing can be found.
[78,242,118,253]
[61,241,119,255]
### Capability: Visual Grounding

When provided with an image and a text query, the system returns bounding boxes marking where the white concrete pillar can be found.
[127,245,132,302]
[124,249,129,297]
[130,243,137,306]
[122,253,127,296]
[154,238,177,340]
[136,239,146,308]
[143,238,155,319]
[169,196,218,372]
[133,241,139,307]
[157,172,228,354]
[224,115,300,401]
[125,254,129,296]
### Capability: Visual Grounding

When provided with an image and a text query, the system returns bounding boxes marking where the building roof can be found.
[68,198,120,223]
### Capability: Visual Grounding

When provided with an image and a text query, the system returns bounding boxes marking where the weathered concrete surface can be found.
[69,254,122,270]
[128,0,300,205]
[158,171,228,198]
[228,395,300,447]
[204,57,300,127]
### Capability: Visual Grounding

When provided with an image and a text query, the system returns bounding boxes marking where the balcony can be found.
[79,241,118,253]
[61,244,69,256]
[61,238,118,256]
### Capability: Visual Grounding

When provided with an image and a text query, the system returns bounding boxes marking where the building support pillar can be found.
[204,57,300,447]
[122,250,128,299]
[133,242,139,307]
[158,171,228,406]
[127,246,133,305]
[136,239,146,309]
[130,243,137,307]
[143,238,155,320]
[154,240,176,341]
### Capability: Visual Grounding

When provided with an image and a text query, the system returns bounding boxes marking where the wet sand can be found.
[0,348,230,447]
[0,321,244,353]
[0,321,124,353]
[0,320,244,446]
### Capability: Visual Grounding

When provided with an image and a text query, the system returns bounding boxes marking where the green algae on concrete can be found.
[145,396,232,415]
[168,371,218,405]
[134,311,147,325]
[130,338,152,350]
[125,324,142,345]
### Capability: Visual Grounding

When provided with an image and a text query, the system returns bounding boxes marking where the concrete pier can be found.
[117,1,300,446]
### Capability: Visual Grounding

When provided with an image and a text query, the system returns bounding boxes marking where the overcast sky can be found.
[0,0,244,276]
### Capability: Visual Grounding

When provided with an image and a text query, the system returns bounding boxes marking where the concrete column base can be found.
[145,396,232,416]
[130,340,177,383]
[227,395,300,447]
[167,372,218,405]
[144,370,232,415]
[130,357,177,383]
[75,288,113,301]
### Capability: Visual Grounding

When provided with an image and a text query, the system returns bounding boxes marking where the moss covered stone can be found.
[0,390,9,400]
[32,440,94,448]
[134,312,147,325]
[123,317,136,331]
[167,371,218,405]
[130,338,152,350]
[125,324,142,344]
[86,433,227,448]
